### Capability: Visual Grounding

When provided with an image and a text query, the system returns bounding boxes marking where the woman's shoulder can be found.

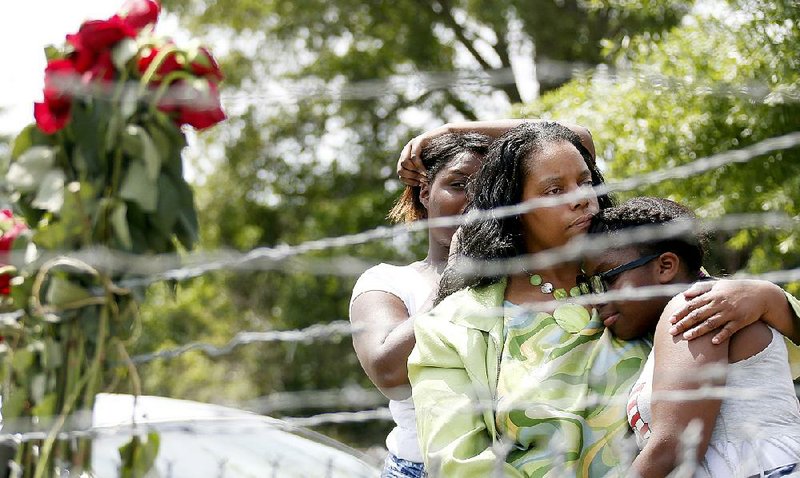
[350,262,428,308]
[417,281,506,333]
[359,261,418,276]
[354,262,425,286]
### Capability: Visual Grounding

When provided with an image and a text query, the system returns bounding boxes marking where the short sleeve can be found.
[349,264,412,316]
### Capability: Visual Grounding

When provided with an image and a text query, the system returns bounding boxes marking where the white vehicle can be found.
[1,394,381,477]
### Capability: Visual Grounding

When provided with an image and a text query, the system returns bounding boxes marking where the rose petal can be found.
[76,16,137,53]
[189,47,224,82]
[34,101,71,134]
[118,0,160,30]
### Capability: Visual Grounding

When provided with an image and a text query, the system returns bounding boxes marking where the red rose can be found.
[118,0,160,30]
[67,16,137,54]
[83,50,116,83]
[158,80,226,130]
[34,102,71,134]
[0,210,27,296]
[188,47,224,82]
[137,45,184,81]
[34,59,77,133]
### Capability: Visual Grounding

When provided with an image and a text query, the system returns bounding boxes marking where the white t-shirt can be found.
[349,263,435,463]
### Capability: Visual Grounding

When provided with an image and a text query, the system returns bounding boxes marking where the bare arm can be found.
[668,279,799,344]
[350,290,429,400]
[632,296,727,478]
[397,119,596,186]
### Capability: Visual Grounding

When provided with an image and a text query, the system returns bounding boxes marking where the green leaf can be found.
[1,389,27,419]
[124,125,161,180]
[33,181,96,250]
[45,276,93,307]
[31,393,58,417]
[146,116,186,179]
[71,100,111,160]
[32,169,66,212]
[11,124,48,159]
[111,201,133,249]
[9,273,34,311]
[120,161,159,212]
[106,112,124,154]
[43,45,61,62]
[11,348,35,380]
[153,175,179,237]
[6,146,56,193]
[42,338,63,370]
[172,179,198,249]
[119,432,160,478]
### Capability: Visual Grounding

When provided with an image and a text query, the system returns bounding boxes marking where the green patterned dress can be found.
[495,301,650,477]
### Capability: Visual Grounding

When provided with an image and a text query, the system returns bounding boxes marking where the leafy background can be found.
[3,0,798,453]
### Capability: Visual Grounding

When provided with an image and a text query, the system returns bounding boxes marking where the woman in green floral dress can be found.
[406,121,800,477]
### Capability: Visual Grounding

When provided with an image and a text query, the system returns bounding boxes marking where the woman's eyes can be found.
[546,180,592,195]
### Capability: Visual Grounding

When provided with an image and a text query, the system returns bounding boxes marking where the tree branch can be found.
[421,0,522,104]
[491,25,522,103]
[442,90,478,120]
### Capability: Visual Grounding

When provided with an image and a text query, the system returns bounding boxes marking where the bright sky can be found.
[0,1,181,135]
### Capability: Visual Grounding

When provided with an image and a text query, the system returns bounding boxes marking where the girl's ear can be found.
[419,183,431,211]
[656,252,681,284]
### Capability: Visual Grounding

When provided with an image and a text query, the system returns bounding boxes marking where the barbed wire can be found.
[41,62,800,110]
[129,320,355,364]
[0,380,794,440]
[124,264,800,367]
[3,130,798,294]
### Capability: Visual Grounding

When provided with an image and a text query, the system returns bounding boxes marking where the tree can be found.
[521,0,800,290]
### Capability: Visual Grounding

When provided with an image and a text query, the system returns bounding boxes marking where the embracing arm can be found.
[350,291,420,400]
[397,119,595,186]
[668,279,800,345]
[409,315,523,477]
[632,297,727,478]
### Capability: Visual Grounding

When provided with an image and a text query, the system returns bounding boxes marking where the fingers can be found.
[396,140,428,186]
[398,167,427,187]
[669,294,713,327]
[681,280,715,300]
[711,322,739,345]
[409,140,426,173]
[678,311,723,340]
[396,142,411,176]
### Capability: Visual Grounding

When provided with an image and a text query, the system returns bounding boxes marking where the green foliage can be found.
[119,433,160,478]
[519,0,800,288]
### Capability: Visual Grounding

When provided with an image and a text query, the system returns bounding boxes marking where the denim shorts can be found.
[381,453,425,478]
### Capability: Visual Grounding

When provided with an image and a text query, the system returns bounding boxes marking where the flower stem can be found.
[138,44,179,96]
[151,70,194,114]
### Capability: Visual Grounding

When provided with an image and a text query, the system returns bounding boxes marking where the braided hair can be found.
[388,133,492,223]
[436,121,612,303]
[588,197,706,273]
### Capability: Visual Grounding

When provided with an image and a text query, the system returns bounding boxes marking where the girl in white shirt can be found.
[583,197,800,478]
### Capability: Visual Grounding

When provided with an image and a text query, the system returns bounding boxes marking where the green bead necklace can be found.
[529,274,583,300]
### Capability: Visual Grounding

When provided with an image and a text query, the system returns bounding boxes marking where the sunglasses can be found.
[577,253,661,295]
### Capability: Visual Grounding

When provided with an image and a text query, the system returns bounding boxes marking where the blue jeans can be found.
[381,453,425,478]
